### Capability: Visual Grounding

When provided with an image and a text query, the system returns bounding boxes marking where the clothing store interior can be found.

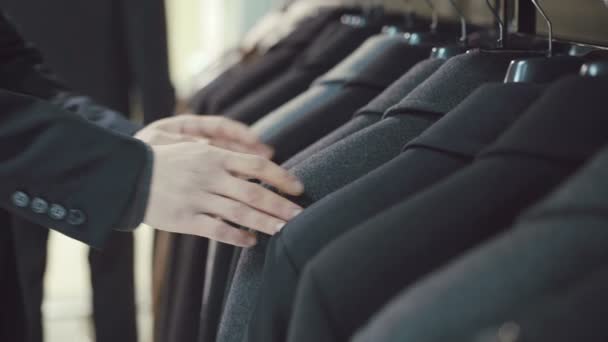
[4,0,608,341]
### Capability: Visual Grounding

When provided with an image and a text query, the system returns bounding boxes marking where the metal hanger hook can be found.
[423,0,439,32]
[448,0,467,45]
[485,0,504,48]
[530,0,553,57]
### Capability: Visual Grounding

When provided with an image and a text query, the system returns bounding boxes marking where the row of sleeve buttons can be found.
[11,191,86,226]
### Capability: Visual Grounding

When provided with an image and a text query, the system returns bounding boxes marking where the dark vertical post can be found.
[517,0,537,34]
[502,0,510,47]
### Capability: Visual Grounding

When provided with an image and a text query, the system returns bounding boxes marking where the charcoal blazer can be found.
[245,82,545,342]
[252,34,433,163]
[282,57,445,169]
[353,145,608,342]
[287,76,608,342]
[219,50,527,342]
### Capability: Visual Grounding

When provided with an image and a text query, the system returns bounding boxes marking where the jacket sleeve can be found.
[0,11,152,247]
[0,11,142,136]
[0,89,152,248]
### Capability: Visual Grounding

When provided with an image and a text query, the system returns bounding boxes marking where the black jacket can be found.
[354,145,608,342]
[287,76,608,342]
[0,0,175,122]
[246,82,545,342]
[0,10,150,247]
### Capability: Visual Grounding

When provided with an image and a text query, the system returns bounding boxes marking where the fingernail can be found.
[292,179,304,193]
[291,208,303,219]
[245,237,257,247]
[275,222,286,232]
[259,145,274,156]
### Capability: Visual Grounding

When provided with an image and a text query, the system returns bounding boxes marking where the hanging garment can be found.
[221,19,384,124]
[287,50,531,206]
[180,11,410,342]
[352,144,608,342]
[253,35,434,163]
[197,240,239,342]
[218,50,525,342]
[202,58,444,340]
[189,1,324,95]
[286,75,608,342]
[158,12,348,342]
[191,8,347,114]
[154,234,209,342]
[245,82,545,342]
[282,57,446,168]
[476,266,608,342]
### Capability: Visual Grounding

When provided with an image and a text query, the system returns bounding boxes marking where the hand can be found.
[144,142,304,247]
[135,114,273,158]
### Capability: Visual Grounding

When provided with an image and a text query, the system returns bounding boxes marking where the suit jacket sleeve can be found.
[0,11,142,136]
[0,11,152,247]
[0,90,152,248]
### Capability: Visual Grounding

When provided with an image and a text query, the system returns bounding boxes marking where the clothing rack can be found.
[514,0,608,50]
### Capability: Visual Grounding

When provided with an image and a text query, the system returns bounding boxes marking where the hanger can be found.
[400,0,458,46]
[430,0,468,59]
[469,0,524,53]
[503,0,583,83]
[485,0,506,48]
[580,60,608,77]
[340,0,383,28]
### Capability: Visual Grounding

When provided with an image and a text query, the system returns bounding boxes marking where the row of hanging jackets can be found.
[155,2,608,342]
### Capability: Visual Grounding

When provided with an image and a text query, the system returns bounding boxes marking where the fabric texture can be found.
[287,76,608,342]
[218,50,523,342]
[353,145,608,342]
[244,83,545,342]
[221,20,381,124]
[253,36,433,163]
[282,57,445,168]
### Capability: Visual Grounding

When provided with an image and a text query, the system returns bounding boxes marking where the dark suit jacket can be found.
[246,83,545,342]
[353,145,608,342]
[0,10,150,250]
[287,76,608,342]
[0,0,175,122]
[0,9,152,340]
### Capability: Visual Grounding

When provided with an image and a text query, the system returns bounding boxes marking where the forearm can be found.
[51,92,143,136]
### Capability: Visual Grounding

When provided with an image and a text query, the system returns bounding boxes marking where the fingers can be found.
[184,115,265,147]
[211,138,274,159]
[196,116,259,144]
[214,176,303,222]
[174,115,274,158]
[155,131,209,145]
[186,214,258,247]
[200,194,287,235]
[224,153,304,196]
[203,117,273,158]
[152,114,273,159]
